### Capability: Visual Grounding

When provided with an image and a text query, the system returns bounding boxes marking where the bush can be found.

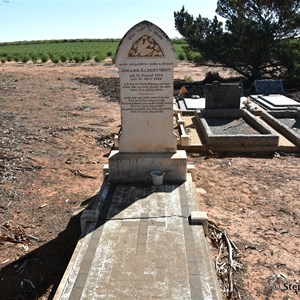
[12,53,20,62]
[178,52,186,61]
[94,53,105,62]
[85,52,92,61]
[40,53,49,63]
[50,54,60,63]
[74,53,86,63]
[21,53,30,63]
[60,53,67,63]
[30,53,38,63]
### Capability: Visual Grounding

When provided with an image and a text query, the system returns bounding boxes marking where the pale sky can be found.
[0,0,219,43]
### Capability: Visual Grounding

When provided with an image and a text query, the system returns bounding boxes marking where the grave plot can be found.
[261,110,300,147]
[250,94,300,110]
[250,80,300,110]
[175,81,206,114]
[195,109,279,148]
[178,81,279,150]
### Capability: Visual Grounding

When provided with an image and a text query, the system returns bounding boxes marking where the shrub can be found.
[21,53,30,63]
[50,54,60,63]
[60,53,67,62]
[94,53,105,62]
[74,53,85,63]
[30,53,38,63]
[40,53,49,63]
[178,52,186,61]
[12,53,20,62]
[85,52,92,61]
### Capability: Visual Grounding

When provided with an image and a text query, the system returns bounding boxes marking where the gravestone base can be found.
[108,150,187,183]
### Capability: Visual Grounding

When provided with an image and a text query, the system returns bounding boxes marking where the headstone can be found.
[254,80,283,95]
[109,20,187,183]
[205,81,242,109]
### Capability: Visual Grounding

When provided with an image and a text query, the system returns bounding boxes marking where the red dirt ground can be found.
[0,61,299,300]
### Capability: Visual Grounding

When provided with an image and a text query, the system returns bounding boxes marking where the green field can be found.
[0,39,188,64]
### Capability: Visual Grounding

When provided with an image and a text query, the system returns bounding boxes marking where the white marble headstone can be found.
[116,20,177,153]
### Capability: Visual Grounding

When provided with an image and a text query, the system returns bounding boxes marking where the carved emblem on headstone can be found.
[128,35,164,57]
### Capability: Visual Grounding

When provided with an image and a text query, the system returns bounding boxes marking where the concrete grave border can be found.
[195,108,279,147]
[261,109,300,147]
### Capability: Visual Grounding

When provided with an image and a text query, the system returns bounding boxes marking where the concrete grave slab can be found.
[54,177,222,300]
[184,98,206,110]
[250,94,300,110]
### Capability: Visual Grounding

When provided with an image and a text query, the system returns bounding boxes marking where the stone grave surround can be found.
[109,20,187,183]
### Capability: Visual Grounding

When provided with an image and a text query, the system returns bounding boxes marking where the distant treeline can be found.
[0,38,189,64]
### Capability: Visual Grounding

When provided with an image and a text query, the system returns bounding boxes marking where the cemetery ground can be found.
[0,61,299,300]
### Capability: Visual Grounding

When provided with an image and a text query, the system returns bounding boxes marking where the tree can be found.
[174,0,300,84]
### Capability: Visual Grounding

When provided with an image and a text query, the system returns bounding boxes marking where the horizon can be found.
[0,0,218,43]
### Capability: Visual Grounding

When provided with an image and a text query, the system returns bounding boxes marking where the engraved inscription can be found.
[119,61,173,114]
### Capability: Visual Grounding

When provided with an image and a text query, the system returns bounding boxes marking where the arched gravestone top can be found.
[115,20,177,153]
[116,20,176,63]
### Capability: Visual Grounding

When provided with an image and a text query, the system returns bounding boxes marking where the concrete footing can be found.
[108,149,187,183]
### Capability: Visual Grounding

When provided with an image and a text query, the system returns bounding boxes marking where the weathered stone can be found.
[116,20,177,153]
[254,79,283,95]
[205,81,241,109]
[109,20,187,182]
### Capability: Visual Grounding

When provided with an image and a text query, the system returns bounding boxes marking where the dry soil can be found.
[0,61,299,300]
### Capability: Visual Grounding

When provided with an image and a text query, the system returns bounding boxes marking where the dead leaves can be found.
[0,221,29,244]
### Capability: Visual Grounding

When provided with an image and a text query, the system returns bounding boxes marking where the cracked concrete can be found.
[54,175,222,300]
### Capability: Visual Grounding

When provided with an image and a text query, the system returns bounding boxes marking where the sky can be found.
[0,0,219,43]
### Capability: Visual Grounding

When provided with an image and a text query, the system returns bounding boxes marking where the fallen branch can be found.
[223,230,234,296]
[208,221,243,299]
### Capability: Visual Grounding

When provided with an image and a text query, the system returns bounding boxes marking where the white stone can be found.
[115,20,177,153]
[109,21,187,182]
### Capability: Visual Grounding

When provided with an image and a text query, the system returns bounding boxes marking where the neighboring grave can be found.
[205,81,242,109]
[250,80,300,110]
[109,21,187,183]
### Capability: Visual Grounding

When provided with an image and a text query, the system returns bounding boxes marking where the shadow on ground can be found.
[74,76,206,101]
[0,195,99,300]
